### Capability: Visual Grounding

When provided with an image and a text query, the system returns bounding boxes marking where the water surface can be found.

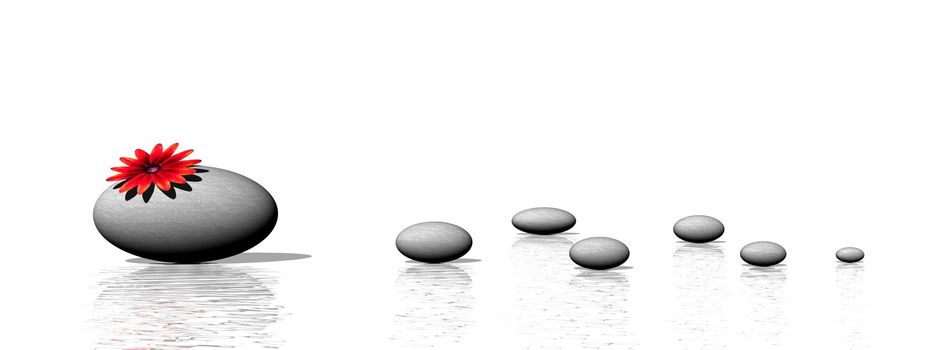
[391,262,475,347]
[92,264,284,350]
[670,243,728,349]
[510,234,636,349]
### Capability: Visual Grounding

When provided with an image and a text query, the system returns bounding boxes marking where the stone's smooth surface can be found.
[673,215,725,243]
[836,247,865,263]
[511,207,576,235]
[396,222,473,263]
[740,241,786,267]
[93,166,277,263]
[569,237,630,270]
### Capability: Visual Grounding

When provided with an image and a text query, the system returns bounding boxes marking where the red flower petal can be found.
[160,171,187,184]
[163,149,194,164]
[120,157,144,167]
[110,166,141,173]
[152,172,172,191]
[136,175,153,195]
[158,143,179,163]
[162,159,201,169]
[119,173,147,193]
[134,149,150,164]
[106,172,138,181]
[149,144,164,165]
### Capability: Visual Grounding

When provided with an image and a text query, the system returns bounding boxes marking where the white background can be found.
[1,1,931,348]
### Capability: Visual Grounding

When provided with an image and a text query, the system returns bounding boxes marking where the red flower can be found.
[106,143,201,194]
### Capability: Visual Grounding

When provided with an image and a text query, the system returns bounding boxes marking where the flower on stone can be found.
[106,143,201,194]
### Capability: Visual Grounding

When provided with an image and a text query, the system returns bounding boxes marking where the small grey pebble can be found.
[511,207,576,235]
[569,237,630,270]
[740,241,786,267]
[396,222,473,263]
[673,215,725,243]
[836,247,864,263]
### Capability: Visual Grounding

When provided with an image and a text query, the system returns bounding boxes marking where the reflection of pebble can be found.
[92,264,284,350]
[565,271,635,349]
[511,235,635,349]
[392,263,474,347]
[511,207,576,235]
[395,221,472,263]
[740,241,786,267]
[835,263,865,349]
[511,234,576,345]
[671,243,727,349]
[570,237,630,270]
[836,247,864,263]
[739,266,787,349]
[673,215,725,243]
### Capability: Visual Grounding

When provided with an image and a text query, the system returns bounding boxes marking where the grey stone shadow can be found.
[676,240,726,244]
[574,266,633,271]
[127,252,311,264]
[405,258,482,264]
[516,232,580,236]
[742,263,787,268]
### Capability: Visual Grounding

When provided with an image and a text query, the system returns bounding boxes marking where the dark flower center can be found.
[145,165,161,174]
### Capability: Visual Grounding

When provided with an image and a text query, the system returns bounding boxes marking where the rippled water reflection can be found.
[92,264,284,350]
[739,266,787,349]
[670,243,727,349]
[510,233,636,349]
[511,234,576,345]
[392,263,475,347]
[565,270,634,349]
[835,263,865,349]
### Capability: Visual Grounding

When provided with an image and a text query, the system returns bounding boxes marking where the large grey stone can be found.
[93,166,277,263]
[740,241,786,267]
[673,215,724,243]
[569,237,630,270]
[836,247,864,263]
[396,222,473,263]
[511,207,576,235]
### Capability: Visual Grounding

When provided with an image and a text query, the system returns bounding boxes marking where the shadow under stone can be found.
[127,252,310,265]
[515,232,580,236]
[405,258,482,264]
[574,265,633,271]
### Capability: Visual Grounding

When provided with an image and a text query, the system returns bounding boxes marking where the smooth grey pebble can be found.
[740,241,786,267]
[569,237,630,270]
[396,221,473,263]
[512,207,576,235]
[673,215,724,243]
[836,247,864,263]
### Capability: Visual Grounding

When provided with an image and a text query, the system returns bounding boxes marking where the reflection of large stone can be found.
[93,166,277,263]
[92,264,282,350]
